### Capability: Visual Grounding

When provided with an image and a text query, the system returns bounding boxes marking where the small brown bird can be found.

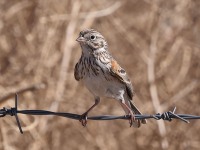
[74,29,146,127]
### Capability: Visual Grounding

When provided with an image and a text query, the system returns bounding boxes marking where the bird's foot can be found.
[127,112,135,127]
[79,113,88,127]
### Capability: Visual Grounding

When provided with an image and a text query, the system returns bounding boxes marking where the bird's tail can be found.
[129,101,147,126]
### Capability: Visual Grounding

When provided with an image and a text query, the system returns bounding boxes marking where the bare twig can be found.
[1,121,15,150]
[170,46,192,90]
[157,38,183,78]
[51,0,81,112]
[43,1,122,22]
[162,80,199,110]
[0,83,46,104]
[5,1,32,20]
[147,3,168,149]
[79,1,122,19]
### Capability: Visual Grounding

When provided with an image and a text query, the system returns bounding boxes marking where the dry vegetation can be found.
[0,0,200,150]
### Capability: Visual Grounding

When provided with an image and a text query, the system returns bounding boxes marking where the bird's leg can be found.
[80,97,100,127]
[120,101,136,127]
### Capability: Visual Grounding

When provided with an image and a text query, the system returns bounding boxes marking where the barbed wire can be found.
[0,94,200,134]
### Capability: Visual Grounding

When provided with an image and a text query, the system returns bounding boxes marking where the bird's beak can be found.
[76,36,85,43]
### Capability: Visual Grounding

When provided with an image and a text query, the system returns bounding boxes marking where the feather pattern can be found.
[110,59,134,100]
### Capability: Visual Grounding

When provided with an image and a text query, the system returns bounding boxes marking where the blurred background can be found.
[0,0,200,149]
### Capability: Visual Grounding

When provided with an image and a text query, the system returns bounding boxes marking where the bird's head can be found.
[76,29,108,54]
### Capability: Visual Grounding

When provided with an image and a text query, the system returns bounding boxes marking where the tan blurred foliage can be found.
[0,0,200,150]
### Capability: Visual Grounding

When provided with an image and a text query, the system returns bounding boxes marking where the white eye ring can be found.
[90,35,96,40]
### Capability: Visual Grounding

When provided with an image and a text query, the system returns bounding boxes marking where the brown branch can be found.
[162,80,199,110]
[0,83,46,104]
[156,38,183,78]
[44,1,122,22]
[147,2,169,149]
[50,0,81,112]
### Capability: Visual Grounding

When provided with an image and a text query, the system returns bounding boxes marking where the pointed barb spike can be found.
[15,114,23,134]
[169,111,189,123]
[14,93,23,134]
[15,93,18,109]
[172,107,176,113]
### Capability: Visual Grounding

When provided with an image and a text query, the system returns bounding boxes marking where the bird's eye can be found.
[90,35,96,40]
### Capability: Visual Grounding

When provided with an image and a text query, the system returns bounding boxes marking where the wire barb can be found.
[0,94,23,134]
[0,94,199,134]
[152,107,190,123]
[14,94,23,134]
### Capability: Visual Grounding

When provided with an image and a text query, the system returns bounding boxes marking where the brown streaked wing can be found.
[110,59,134,100]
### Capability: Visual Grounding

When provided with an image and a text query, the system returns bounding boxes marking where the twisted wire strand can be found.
[1,94,200,134]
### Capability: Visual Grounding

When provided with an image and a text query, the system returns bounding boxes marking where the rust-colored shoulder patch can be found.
[111,59,120,72]
[110,59,134,99]
[111,59,126,75]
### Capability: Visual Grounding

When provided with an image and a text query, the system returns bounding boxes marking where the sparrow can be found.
[74,29,147,127]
